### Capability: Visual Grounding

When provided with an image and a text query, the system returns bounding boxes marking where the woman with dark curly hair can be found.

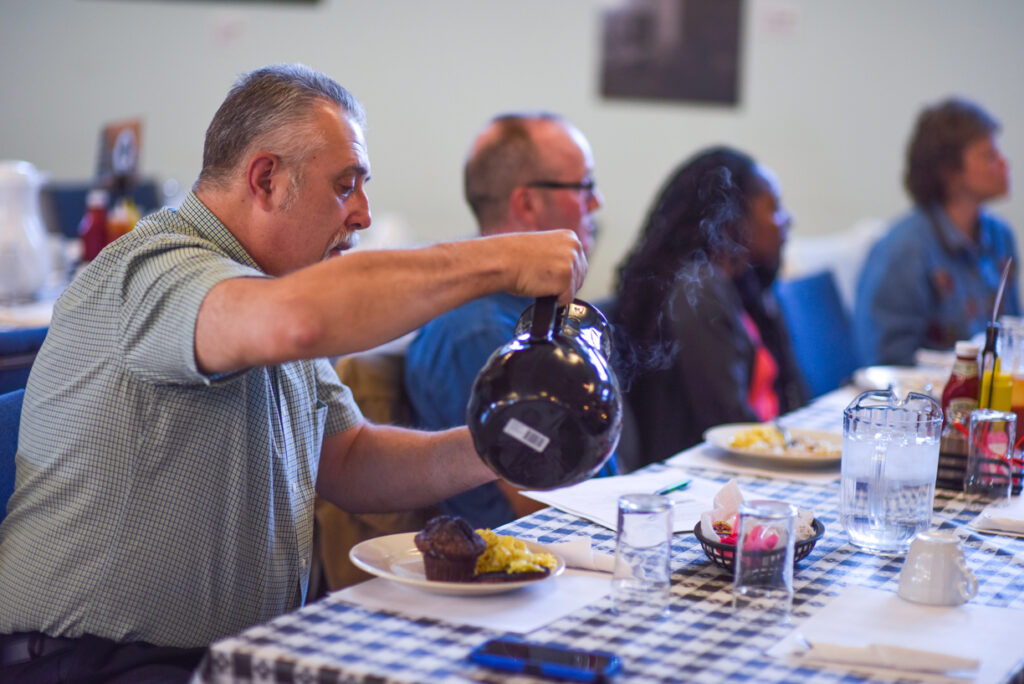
[612,147,806,467]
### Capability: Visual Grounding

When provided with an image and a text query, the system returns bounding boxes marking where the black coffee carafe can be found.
[467,296,622,490]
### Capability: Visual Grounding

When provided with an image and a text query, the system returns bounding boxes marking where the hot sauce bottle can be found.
[78,188,108,262]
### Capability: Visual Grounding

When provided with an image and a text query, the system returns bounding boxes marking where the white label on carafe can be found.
[502,418,550,453]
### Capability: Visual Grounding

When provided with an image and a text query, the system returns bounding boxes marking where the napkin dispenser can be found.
[467,296,622,490]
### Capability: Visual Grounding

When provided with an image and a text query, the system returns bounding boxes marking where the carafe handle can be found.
[529,295,559,343]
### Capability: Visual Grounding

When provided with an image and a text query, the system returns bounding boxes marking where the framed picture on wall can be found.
[600,0,743,106]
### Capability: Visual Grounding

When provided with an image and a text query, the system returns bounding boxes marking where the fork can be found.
[773,419,797,449]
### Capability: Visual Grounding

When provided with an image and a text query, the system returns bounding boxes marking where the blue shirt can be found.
[854,206,1020,366]
[0,193,363,647]
[404,292,617,529]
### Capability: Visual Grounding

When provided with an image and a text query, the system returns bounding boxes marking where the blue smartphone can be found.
[468,637,622,681]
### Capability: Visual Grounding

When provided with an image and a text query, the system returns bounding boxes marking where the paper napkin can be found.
[969,495,1024,537]
[768,585,1023,683]
[334,569,609,634]
[521,470,722,532]
[795,640,978,681]
[546,537,616,573]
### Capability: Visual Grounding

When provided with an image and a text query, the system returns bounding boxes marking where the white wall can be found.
[2,0,1022,301]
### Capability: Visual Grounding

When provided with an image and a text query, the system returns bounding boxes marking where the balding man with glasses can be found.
[404,112,612,529]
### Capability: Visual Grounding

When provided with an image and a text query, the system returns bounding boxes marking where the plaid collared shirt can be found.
[0,193,362,647]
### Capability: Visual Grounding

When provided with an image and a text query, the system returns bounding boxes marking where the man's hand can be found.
[494,229,588,306]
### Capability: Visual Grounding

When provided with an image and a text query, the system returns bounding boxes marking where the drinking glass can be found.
[1000,315,1024,494]
[732,500,796,625]
[965,409,1016,505]
[840,390,943,555]
[612,494,672,619]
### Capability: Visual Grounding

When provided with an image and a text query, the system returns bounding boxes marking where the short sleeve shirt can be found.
[0,193,363,647]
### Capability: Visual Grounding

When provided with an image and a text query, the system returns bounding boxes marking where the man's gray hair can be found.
[196,63,366,192]
[464,111,566,228]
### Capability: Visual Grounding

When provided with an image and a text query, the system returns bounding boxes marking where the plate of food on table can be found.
[349,515,565,596]
[703,423,841,467]
[852,365,949,399]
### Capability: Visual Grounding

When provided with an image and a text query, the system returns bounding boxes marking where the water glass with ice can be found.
[612,494,672,619]
[840,389,943,555]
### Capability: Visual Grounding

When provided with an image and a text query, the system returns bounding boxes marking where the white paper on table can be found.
[666,443,841,484]
[969,495,1024,537]
[521,471,722,532]
[333,569,609,634]
[768,585,1024,684]
[0,300,54,328]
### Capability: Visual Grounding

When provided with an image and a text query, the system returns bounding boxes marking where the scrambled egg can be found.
[731,425,785,450]
[730,425,838,456]
[475,529,558,575]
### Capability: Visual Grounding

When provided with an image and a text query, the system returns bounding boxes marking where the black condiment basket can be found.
[692,519,825,574]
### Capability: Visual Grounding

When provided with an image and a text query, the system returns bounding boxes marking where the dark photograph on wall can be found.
[600,0,743,106]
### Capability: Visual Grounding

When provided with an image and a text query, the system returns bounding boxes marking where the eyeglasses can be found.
[525,179,597,194]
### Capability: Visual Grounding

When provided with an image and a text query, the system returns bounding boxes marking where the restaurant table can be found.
[198,390,1024,684]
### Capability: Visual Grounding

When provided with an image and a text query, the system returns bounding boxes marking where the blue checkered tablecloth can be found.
[198,469,1024,684]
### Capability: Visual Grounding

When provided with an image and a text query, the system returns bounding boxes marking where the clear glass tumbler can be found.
[965,408,1017,505]
[612,493,672,619]
[732,500,797,625]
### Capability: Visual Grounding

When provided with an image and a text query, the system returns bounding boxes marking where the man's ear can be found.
[246,153,280,211]
[507,185,539,228]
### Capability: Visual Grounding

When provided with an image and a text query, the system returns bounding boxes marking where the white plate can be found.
[852,365,948,398]
[348,532,565,596]
[703,423,842,467]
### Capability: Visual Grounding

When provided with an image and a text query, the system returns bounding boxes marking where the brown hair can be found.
[463,112,566,228]
[904,97,999,206]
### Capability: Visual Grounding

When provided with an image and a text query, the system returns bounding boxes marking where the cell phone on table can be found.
[468,637,622,682]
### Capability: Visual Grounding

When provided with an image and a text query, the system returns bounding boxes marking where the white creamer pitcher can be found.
[0,160,52,303]
[840,389,943,555]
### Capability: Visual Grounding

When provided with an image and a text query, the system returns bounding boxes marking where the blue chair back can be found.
[1,388,24,524]
[0,327,48,394]
[774,270,859,398]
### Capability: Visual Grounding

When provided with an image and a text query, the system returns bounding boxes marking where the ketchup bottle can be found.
[941,341,980,418]
[937,341,980,491]
[78,188,109,262]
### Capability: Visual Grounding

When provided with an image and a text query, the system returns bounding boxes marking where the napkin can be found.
[334,569,610,634]
[969,495,1024,537]
[698,479,816,544]
[768,585,1023,684]
[546,537,616,573]
[0,300,54,328]
[797,641,978,680]
[521,470,722,532]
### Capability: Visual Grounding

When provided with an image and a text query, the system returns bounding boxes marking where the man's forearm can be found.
[195,231,584,374]
[315,423,497,514]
